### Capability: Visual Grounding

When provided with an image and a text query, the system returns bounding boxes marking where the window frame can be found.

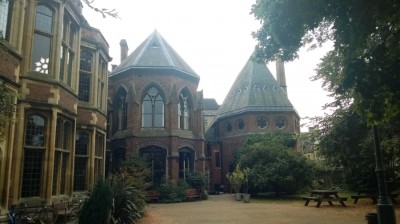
[141,86,165,128]
[31,4,54,75]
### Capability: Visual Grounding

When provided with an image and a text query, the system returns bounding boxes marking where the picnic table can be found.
[302,190,347,208]
[351,188,377,204]
[351,188,398,204]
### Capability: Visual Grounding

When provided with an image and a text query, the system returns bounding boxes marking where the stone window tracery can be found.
[142,87,164,128]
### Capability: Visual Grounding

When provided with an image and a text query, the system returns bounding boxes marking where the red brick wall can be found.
[26,83,52,102]
[59,88,77,113]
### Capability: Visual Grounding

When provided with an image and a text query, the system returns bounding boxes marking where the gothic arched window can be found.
[142,87,164,128]
[114,88,127,131]
[178,90,191,130]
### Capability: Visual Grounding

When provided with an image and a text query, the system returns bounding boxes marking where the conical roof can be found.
[110,30,199,79]
[215,56,297,120]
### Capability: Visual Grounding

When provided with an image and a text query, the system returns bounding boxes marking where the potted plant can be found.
[242,168,251,203]
[226,164,245,201]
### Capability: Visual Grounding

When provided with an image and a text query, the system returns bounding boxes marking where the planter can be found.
[235,193,242,201]
[243,193,250,203]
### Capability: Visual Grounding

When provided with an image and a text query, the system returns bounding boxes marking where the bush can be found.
[185,171,206,191]
[158,180,183,203]
[78,179,113,224]
[109,171,147,224]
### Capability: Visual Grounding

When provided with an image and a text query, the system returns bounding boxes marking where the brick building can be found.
[0,0,110,218]
[0,1,299,219]
[108,31,300,190]
[108,31,207,185]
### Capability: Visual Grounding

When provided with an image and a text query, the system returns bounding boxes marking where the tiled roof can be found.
[110,30,199,79]
[215,55,298,120]
[203,98,220,110]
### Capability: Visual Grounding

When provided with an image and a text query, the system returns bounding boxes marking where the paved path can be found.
[138,193,400,224]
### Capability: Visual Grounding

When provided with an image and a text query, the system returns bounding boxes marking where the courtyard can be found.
[138,193,400,224]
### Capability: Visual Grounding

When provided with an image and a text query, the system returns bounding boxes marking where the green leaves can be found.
[237,134,315,194]
[252,0,400,124]
[0,82,15,140]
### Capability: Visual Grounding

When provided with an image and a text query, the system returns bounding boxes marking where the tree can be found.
[251,1,399,222]
[82,0,119,18]
[237,134,315,195]
[251,0,400,124]
[310,106,400,190]
[0,82,15,140]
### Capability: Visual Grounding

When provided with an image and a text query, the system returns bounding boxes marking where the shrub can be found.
[185,172,206,191]
[158,180,183,203]
[78,179,113,224]
[109,171,146,224]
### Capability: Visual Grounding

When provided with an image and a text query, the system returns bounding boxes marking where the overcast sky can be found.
[83,0,333,131]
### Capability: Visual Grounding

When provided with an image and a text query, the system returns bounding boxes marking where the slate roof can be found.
[110,30,199,79]
[214,55,298,121]
[203,98,220,110]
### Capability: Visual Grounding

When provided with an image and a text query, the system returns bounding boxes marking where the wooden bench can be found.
[351,194,377,204]
[145,190,160,202]
[351,189,377,204]
[302,196,319,206]
[52,200,73,223]
[185,189,201,201]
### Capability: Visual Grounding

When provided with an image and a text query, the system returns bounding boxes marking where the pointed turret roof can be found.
[110,30,199,79]
[214,56,298,120]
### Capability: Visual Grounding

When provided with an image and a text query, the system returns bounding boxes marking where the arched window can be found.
[140,147,166,185]
[74,131,89,191]
[178,89,192,130]
[142,87,164,128]
[114,88,127,131]
[179,148,194,180]
[78,50,92,102]
[32,4,53,74]
[22,114,46,197]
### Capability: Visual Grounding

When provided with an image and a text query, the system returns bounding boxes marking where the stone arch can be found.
[178,146,195,180]
[139,145,167,185]
[112,85,128,133]
[177,87,194,130]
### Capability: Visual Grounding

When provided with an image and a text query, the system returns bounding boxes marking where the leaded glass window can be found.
[0,0,12,40]
[78,51,92,102]
[22,114,46,197]
[32,4,53,74]
[142,87,164,128]
[178,90,191,130]
[74,131,89,191]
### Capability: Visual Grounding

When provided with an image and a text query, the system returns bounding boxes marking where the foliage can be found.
[185,171,206,191]
[82,0,119,18]
[157,180,184,203]
[226,164,245,193]
[0,82,15,140]
[120,155,151,189]
[78,179,113,224]
[310,107,400,189]
[109,171,147,223]
[108,156,149,223]
[237,134,316,195]
[251,0,400,125]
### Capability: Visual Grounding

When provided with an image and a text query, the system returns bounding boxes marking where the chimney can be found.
[276,58,287,94]
[120,39,129,63]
